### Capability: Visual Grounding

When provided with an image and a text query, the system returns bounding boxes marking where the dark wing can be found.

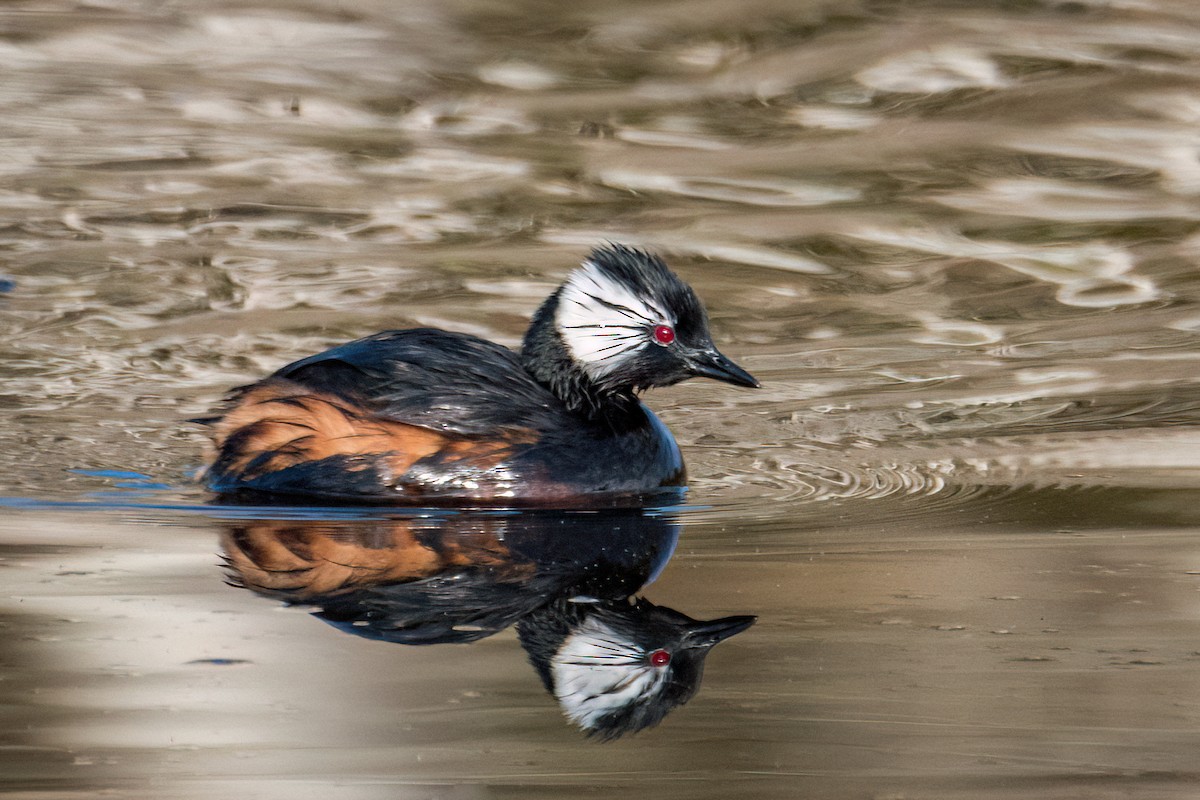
[271,329,562,436]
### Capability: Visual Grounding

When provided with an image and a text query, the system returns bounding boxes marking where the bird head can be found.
[522,245,758,410]
[519,597,756,740]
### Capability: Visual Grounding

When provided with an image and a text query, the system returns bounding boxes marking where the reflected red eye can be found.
[652,325,675,345]
[649,649,671,667]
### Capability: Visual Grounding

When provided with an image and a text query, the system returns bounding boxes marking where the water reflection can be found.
[219,507,755,740]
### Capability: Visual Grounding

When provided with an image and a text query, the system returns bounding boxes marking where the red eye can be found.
[649,649,671,667]
[652,325,675,345]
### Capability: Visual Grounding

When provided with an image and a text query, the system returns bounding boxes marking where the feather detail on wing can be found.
[202,378,538,496]
[274,329,561,436]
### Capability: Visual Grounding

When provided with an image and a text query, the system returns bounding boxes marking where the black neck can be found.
[520,289,641,423]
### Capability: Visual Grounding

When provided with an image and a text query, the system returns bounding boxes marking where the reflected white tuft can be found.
[556,260,673,377]
[551,617,668,730]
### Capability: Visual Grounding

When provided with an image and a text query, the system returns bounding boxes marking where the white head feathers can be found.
[555,259,674,378]
[550,616,669,730]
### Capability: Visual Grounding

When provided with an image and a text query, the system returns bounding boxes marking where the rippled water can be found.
[6,0,1200,797]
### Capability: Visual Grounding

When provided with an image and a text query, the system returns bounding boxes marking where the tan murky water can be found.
[5,1,1200,797]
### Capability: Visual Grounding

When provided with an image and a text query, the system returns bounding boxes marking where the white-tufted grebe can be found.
[198,244,758,503]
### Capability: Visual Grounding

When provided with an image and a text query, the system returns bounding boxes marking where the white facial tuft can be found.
[556,261,673,378]
[551,617,669,730]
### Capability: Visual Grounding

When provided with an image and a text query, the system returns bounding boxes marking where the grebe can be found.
[199,244,757,503]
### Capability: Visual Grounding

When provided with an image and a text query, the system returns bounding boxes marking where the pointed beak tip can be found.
[723,368,760,390]
[725,614,758,633]
[688,349,760,389]
[688,614,757,647]
[720,365,760,390]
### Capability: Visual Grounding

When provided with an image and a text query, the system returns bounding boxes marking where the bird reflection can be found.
[219,507,755,740]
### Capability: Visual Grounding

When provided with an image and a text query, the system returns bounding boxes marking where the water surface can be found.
[5,0,1200,797]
